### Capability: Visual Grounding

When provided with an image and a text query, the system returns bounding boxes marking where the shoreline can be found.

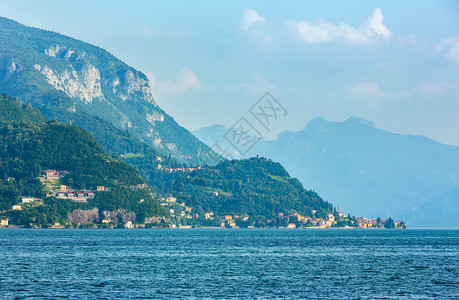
[0,226,417,230]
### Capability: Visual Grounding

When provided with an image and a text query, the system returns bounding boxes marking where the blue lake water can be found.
[0,229,457,299]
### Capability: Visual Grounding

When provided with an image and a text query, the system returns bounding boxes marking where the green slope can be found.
[150,157,333,220]
[0,94,167,227]
[0,93,47,124]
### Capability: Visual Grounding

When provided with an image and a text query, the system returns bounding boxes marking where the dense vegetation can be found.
[0,94,167,226]
[149,157,333,219]
[0,93,47,124]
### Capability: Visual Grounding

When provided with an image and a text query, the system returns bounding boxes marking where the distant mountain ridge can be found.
[195,117,459,228]
[0,16,215,165]
[404,185,459,228]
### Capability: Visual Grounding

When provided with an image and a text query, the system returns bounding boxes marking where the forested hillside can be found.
[150,157,333,221]
[0,94,166,227]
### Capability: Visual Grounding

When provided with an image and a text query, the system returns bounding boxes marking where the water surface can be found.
[0,229,457,299]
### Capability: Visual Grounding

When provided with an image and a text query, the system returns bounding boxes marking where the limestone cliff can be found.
[0,16,218,165]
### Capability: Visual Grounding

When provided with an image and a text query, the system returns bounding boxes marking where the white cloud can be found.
[239,9,272,43]
[142,70,157,86]
[365,8,391,38]
[240,74,275,94]
[434,37,459,64]
[420,81,448,96]
[155,68,202,94]
[348,82,386,98]
[287,8,391,45]
[240,9,266,31]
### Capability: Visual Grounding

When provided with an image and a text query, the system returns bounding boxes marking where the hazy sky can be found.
[2,1,459,145]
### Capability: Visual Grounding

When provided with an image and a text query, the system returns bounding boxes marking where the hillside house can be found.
[44,170,59,180]
[12,204,22,210]
[124,221,134,229]
[166,197,177,203]
[1,219,9,226]
[21,197,35,203]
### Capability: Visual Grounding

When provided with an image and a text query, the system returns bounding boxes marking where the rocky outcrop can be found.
[3,58,17,81]
[102,209,136,223]
[144,216,168,224]
[146,111,164,123]
[34,63,103,103]
[44,45,62,57]
[0,16,219,165]
[68,208,99,224]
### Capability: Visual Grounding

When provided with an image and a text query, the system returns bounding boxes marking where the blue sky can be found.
[1,0,459,145]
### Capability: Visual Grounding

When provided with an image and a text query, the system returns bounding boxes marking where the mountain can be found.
[193,124,249,158]
[0,94,167,227]
[404,185,459,228]
[149,157,335,226]
[195,118,459,226]
[0,16,215,165]
[0,93,48,124]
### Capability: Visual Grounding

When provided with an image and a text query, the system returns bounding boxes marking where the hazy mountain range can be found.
[2,15,457,228]
[194,117,459,228]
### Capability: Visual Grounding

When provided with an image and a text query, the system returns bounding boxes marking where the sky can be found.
[1,0,459,145]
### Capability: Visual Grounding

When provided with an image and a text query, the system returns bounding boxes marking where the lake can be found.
[0,229,457,299]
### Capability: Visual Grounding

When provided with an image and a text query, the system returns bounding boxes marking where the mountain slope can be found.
[254,117,459,220]
[0,94,167,226]
[149,157,333,220]
[195,118,459,225]
[0,16,215,165]
[404,186,459,228]
[0,93,47,124]
[193,124,248,158]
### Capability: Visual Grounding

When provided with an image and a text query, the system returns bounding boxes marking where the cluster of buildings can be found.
[159,197,196,221]
[7,170,106,212]
[43,170,68,180]
[156,165,201,173]
[273,211,343,228]
[42,170,107,202]
[355,217,406,228]
[46,185,96,202]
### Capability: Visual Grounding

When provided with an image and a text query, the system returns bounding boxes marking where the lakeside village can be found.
[0,169,406,229]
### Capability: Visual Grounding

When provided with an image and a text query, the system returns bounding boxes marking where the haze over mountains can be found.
[0,16,215,165]
[194,117,459,228]
[0,17,342,228]
[1,15,456,228]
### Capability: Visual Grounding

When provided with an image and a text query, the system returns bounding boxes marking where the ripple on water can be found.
[0,229,458,299]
